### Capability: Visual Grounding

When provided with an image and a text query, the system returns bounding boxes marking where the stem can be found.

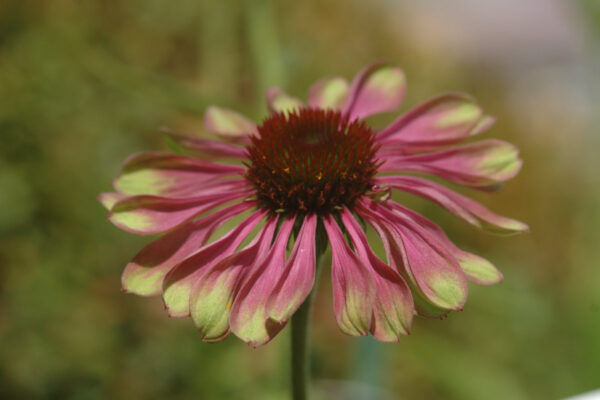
[290,231,327,400]
[290,288,315,400]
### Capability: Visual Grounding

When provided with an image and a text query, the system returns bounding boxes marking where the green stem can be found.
[290,234,326,400]
[290,288,314,400]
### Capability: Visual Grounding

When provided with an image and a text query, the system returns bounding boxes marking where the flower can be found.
[100,63,528,346]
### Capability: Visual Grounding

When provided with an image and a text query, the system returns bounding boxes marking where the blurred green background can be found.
[1,1,599,399]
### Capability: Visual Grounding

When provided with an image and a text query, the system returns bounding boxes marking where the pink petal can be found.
[266,87,304,115]
[161,210,267,317]
[165,132,248,158]
[375,175,528,234]
[121,201,256,296]
[323,214,374,336]
[267,214,318,322]
[386,202,502,286]
[342,63,406,121]
[340,208,413,341]
[108,188,252,235]
[113,152,245,196]
[356,205,450,319]
[376,93,492,153]
[203,106,257,140]
[229,216,297,346]
[190,216,279,342]
[307,77,349,110]
[379,139,523,188]
[357,199,468,312]
[98,192,126,210]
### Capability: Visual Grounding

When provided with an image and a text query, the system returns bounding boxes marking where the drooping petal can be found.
[267,214,317,322]
[203,106,257,139]
[98,192,126,210]
[229,216,297,346]
[357,205,450,319]
[357,199,468,311]
[121,201,256,296]
[340,208,413,341]
[307,77,349,110]
[108,188,252,235]
[375,175,528,234]
[190,216,278,342]
[342,63,406,121]
[161,210,267,317]
[386,201,503,286]
[323,215,374,336]
[471,115,496,136]
[113,152,245,196]
[379,139,523,188]
[376,93,492,153]
[165,132,248,159]
[266,87,303,115]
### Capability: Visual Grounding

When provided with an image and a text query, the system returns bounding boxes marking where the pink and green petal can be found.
[471,115,496,136]
[266,87,304,115]
[307,77,349,111]
[203,106,257,139]
[121,201,255,296]
[453,252,502,286]
[108,189,251,235]
[323,215,374,336]
[376,93,489,153]
[380,139,523,188]
[267,214,317,322]
[165,132,248,159]
[358,199,468,311]
[161,210,267,317]
[375,175,528,234]
[229,216,296,346]
[190,216,278,342]
[113,152,245,196]
[98,192,126,210]
[340,209,413,341]
[342,63,406,121]
[388,202,503,286]
[357,207,451,319]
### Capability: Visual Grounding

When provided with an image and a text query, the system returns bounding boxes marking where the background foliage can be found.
[1,1,599,399]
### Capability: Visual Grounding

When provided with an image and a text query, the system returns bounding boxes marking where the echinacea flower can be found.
[100,63,528,346]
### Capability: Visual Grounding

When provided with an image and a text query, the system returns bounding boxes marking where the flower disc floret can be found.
[245,108,379,214]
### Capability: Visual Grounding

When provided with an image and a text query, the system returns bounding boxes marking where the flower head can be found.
[100,63,528,346]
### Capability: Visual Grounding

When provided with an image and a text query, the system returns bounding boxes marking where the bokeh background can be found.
[1,1,599,399]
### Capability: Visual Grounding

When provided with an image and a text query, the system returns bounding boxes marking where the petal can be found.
[323,215,374,336]
[266,87,304,115]
[121,201,255,296]
[267,214,317,322]
[358,199,468,311]
[108,189,252,235]
[229,216,296,346]
[471,115,496,136]
[161,210,267,317]
[342,63,406,121]
[379,139,523,188]
[113,152,245,196]
[98,192,125,210]
[165,132,248,158]
[357,205,450,319]
[190,216,278,342]
[375,175,528,234]
[203,106,257,139]
[377,93,490,152]
[340,209,413,341]
[307,77,349,110]
[386,202,503,286]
